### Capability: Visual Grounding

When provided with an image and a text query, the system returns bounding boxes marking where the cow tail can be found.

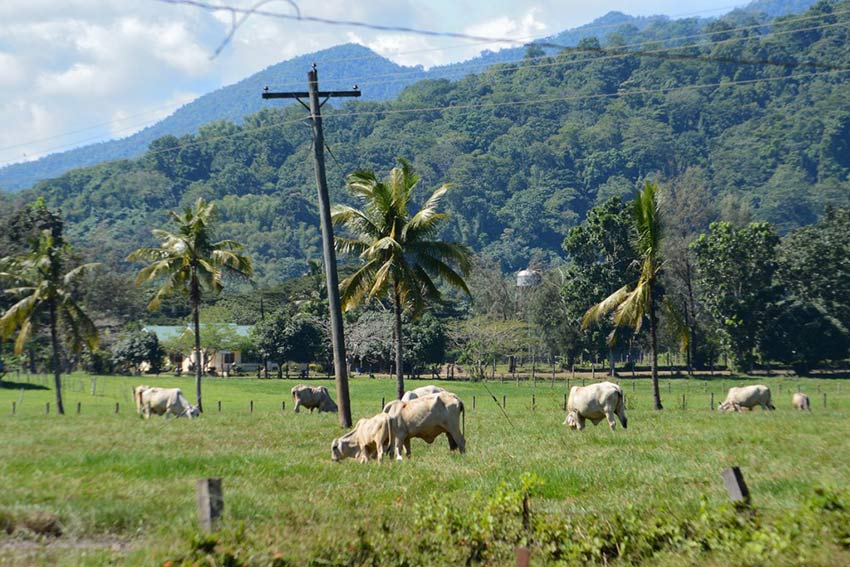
[461,399,465,437]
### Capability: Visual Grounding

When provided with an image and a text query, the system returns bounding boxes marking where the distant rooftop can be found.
[143,324,253,341]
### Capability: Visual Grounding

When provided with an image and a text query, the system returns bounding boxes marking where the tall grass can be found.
[1,373,848,565]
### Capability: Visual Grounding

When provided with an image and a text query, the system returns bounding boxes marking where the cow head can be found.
[186,405,201,418]
[331,436,359,462]
[564,411,579,429]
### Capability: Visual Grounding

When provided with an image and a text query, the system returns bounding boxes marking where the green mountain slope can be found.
[3,1,847,285]
[0,0,818,193]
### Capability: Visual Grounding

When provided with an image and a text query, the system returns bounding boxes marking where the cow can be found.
[717,385,776,412]
[382,391,465,460]
[133,386,199,419]
[331,413,394,463]
[401,385,445,402]
[792,392,811,411]
[564,381,627,431]
[291,384,338,413]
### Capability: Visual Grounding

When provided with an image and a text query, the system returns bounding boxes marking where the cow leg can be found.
[577,415,586,431]
[394,435,407,461]
[606,410,618,431]
[445,425,466,453]
[617,403,628,429]
[404,439,411,457]
[293,400,301,413]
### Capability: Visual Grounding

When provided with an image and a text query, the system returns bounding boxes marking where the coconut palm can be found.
[332,159,472,400]
[582,182,682,410]
[0,230,99,415]
[128,198,252,412]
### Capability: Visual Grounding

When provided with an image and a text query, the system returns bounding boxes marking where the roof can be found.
[143,324,253,341]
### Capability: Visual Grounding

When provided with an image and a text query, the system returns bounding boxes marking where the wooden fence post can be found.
[12,401,16,415]
[218,400,221,412]
[472,396,476,409]
[46,402,49,415]
[281,401,285,411]
[502,395,506,409]
[710,392,714,410]
[681,393,686,410]
[823,392,827,409]
[532,393,535,409]
[250,400,253,413]
[720,466,750,503]
[515,546,530,567]
[77,402,81,415]
[381,397,385,410]
[197,478,224,533]
[115,402,119,414]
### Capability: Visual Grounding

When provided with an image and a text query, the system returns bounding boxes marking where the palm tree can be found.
[332,158,472,400]
[582,182,680,410]
[0,230,99,415]
[128,198,252,412]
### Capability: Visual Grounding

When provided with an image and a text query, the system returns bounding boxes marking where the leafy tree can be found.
[0,225,99,415]
[583,183,671,410]
[332,158,472,399]
[759,300,850,375]
[251,307,324,377]
[692,221,780,372]
[128,198,252,411]
[112,327,166,374]
[562,196,640,371]
[779,206,850,332]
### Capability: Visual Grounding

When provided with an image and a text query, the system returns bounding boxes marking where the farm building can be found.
[143,324,253,375]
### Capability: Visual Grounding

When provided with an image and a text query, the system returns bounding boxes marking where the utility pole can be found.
[262,64,358,427]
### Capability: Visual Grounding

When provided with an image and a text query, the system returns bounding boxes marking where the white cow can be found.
[564,381,627,431]
[382,391,465,460]
[717,385,776,412]
[331,413,394,463]
[291,384,338,413]
[792,392,811,411]
[133,386,199,419]
[401,385,445,402]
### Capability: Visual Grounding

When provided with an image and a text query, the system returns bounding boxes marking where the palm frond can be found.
[339,261,382,311]
[582,284,632,329]
[0,294,40,340]
[612,280,650,331]
[13,319,32,355]
[662,297,690,353]
[63,262,101,286]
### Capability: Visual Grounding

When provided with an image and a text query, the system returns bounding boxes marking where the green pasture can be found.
[1,373,849,566]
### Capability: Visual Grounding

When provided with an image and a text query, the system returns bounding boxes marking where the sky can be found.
[0,0,745,168]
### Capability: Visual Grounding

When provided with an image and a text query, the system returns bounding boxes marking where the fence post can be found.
[532,393,535,410]
[381,397,385,410]
[197,478,224,533]
[46,402,49,415]
[472,396,476,409]
[563,393,567,411]
[681,393,686,410]
[250,400,253,413]
[77,402,81,415]
[720,466,750,504]
[218,400,222,412]
[12,402,15,415]
[115,402,119,414]
[710,392,714,410]
[502,395,506,409]
[281,401,285,411]
[90,377,97,396]
[823,392,827,409]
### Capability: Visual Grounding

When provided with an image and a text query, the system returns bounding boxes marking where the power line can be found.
[6,5,850,162]
[158,0,850,72]
[138,67,850,160]
[7,9,848,161]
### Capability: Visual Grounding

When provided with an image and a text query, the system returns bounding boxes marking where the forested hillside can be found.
[2,1,848,285]
[0,0,818,192]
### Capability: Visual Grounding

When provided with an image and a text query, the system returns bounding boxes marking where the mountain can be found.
[3,0,847,285]
[0,0,824,193]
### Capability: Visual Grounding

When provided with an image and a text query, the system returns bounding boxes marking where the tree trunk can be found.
[191,273,203,412]
[48,300,64,415]
[393,284,404,400]
[684,257,697,375]
[649,293,663,410]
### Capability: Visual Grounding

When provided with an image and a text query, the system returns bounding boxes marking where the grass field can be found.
[1,372,849,566]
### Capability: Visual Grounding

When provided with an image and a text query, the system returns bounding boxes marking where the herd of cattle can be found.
[131,381,814,462]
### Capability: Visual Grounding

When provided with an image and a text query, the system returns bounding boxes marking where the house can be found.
[143,324,253,375]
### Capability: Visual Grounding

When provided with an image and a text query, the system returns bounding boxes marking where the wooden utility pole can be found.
[262,65,358,427]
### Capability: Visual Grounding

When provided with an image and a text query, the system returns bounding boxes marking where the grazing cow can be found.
[291,384,338,413]
[564,381,627,431]
[331,413,394,463]
[792,392,811,411]
[717,385,776,412]
[401,385,445,402]
[382,391,465,460]
[134,386,199,419]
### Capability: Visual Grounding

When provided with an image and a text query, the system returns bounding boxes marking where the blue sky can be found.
[0,1,744,168]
